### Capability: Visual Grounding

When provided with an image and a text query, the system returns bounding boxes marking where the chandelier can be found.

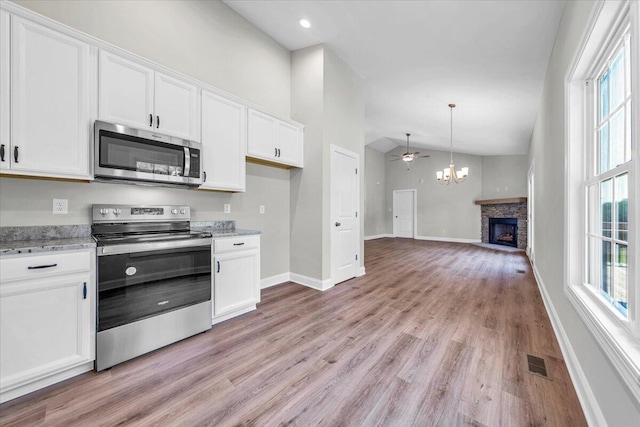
[436,103,468,184]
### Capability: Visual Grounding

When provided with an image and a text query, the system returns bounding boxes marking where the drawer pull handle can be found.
[28,263,58,270]
[83,282,87,300]
[233,242,245,246]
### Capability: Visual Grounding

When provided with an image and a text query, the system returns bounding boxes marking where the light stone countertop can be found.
[0,223,260,256]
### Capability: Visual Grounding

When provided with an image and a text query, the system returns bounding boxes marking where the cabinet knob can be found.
[335,222,341,227]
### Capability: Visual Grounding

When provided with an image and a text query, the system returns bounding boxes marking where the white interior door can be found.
[331,145,360,286]
[393,190,415,238]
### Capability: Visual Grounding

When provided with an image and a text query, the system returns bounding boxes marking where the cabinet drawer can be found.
[214,235,259,253]
[1,250,91,283]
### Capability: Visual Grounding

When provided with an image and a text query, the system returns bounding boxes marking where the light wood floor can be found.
[0,238,586,426]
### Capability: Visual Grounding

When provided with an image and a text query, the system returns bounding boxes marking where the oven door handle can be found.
[97,238,212,256]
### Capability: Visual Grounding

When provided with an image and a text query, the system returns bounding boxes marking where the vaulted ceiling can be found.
[224,0,565,156]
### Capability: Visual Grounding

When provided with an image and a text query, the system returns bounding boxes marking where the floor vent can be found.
[516,269,526,274]
[527,354,549,378]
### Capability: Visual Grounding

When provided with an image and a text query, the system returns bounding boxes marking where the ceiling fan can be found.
[390,133,430,163]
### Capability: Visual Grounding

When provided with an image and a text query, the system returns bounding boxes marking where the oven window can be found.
[97,246,211,331]
[99,130,185,175]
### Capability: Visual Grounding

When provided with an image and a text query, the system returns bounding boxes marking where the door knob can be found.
[335,222,341,227]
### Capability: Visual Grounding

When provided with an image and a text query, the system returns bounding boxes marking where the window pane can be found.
[600,179,612,238]
[599,123,610,174]
[601,240,612,297]
[613,244,628,317]
[610,49,624,110]
[600,69,609,121]
[610,109,625,167]
[615,173,628,241]
[624,35,631,97]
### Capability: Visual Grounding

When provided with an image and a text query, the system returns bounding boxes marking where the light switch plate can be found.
[224,204,231,214]
[259,205,265,214]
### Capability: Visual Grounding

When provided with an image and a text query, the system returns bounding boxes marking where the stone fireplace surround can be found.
[475,197,527,250]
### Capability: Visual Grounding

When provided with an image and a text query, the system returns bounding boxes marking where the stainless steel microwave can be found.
[94,120,203,188]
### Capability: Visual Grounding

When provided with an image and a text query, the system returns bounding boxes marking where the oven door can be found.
[97,241,211,332]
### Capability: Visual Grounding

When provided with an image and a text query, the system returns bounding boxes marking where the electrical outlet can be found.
[259,205,265,214]
[224,204,231,214]
[53,199,68,214]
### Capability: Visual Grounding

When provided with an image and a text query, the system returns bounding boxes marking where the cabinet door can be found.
[0,274,93,391]
[213,250,259,317]
[201,91,246,191]
[99,50,154,130]
[11,17,91,178]
[0,10,9,171]
[277,121,303,167]
[247,109,277,160]
[154,72,200,141]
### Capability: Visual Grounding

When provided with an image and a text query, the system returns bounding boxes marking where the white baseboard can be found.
[358,266,366,277]
[261,273,291,289]
[415,235,481,244]
[290,273,334,291]
[364,234,394,240]
[530,260,607,427]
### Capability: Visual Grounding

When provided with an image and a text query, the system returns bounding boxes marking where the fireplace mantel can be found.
[474,197,527,205]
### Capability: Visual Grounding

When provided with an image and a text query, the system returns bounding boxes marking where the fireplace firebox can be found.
[489,217,518,248]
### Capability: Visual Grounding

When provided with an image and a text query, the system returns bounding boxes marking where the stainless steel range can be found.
[92,204,212,371]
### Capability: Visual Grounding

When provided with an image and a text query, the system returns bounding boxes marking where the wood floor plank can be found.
[0,238,587,426]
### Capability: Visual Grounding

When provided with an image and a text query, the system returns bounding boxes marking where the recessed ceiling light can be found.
[298,18,311,29]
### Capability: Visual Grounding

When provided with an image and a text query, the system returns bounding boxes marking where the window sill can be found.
[565,283,640,404]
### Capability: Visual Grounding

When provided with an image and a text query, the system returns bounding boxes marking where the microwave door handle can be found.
[183,147,191,177]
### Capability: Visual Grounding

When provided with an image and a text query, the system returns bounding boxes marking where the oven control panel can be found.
[92,204,190,222]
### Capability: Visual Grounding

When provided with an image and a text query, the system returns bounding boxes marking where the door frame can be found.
[330,144,361,287]
[392,189,417,238]
[527,161,535,262]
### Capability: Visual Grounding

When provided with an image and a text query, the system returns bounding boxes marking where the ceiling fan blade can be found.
[416,155,430,158]
[390,158,405,162]
[412,152,420,156]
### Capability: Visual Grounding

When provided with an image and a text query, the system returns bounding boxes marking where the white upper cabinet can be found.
[9,16,92,179]
[247,108,304,168]
[0,10,9,171]
[98,51,154,131]
[201,91,246,192]
[99,50,200,141]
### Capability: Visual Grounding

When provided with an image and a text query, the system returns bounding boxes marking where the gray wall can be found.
[290,45,325,280]
[364,147,386,237]
[481,155,528,199]
[290,45,365,281]
[322,48,365,278]
[384,146,482,240]
[528,0,640,423]
[2,0,293,279]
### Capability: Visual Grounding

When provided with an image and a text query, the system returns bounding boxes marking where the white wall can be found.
[528,0,640,424]
[1,0,293,280]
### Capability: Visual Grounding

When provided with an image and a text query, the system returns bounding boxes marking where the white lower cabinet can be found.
[212,235,260,324]
[0,249,95,403]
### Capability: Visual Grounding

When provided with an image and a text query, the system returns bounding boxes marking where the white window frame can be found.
[565,0,640,404]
